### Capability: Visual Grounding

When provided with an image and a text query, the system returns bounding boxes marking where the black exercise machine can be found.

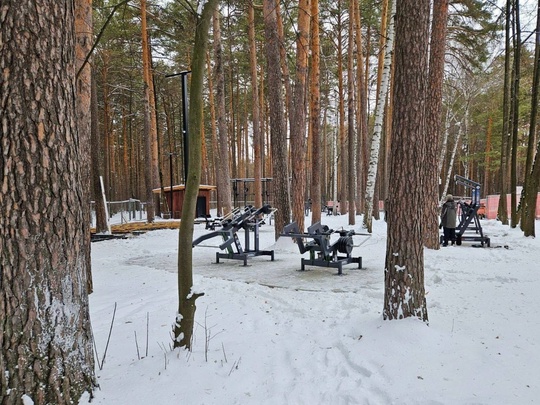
[280,221,369,275]
[443,175,490,247]
[192,205,276,265]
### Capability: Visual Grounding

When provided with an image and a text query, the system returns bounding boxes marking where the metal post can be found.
[165,70,191,183]
[181,72,189,182]
[169,152,174,216]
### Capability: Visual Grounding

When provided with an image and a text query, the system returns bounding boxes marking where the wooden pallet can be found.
[90,220,181,234]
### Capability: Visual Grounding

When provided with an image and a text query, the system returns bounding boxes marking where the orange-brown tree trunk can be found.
[290,0,311,231]
[310,0,322,225]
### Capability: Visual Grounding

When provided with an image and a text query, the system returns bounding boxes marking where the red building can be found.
[153,184,216,219]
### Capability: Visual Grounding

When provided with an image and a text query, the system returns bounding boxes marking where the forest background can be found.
[91,0,539,236]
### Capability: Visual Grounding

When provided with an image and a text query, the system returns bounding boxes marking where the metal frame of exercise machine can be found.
[280,221,368,275]
[192,205,276,265]
[444,175,490,247]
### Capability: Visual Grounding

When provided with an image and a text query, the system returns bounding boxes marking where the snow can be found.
[82,213,540,404]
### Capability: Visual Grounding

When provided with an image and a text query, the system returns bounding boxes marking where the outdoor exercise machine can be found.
[280,221,369,275]
[443,175,490,247]
[192,204,276,266]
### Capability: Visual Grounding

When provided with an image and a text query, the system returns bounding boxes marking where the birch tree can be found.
[363,0,396,233]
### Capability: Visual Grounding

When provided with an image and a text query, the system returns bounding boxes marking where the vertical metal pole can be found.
[181,72,189,182]
[165,71,191,184]
[169,153,174,216]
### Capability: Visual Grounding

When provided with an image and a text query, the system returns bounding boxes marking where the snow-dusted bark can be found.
[363,0,396,232]
[1,2,96,401]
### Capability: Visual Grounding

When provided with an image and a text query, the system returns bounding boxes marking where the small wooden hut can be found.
[153,184,216,219]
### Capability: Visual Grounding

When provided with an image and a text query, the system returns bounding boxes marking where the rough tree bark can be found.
[383,0,430,322]
[0,1,96,402]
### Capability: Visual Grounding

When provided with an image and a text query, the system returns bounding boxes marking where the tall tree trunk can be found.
[213,10,233,215]
[75,0,94,292]
[141,0,155,222]
[498,0,512,225]
[337,0,348,215]
[102,52,112,200]
[1,1,96,401]
[91,70,109,234]
[485,117,493,195]
[290,0,310,231]
[206,52,221,212]
[519,0,540,237]
[510,0,521,228]
[174,0,219,350]
[347,0,356,225]
[354,0,368,215]
[423,0,449,249]
[276,0,292,135]
[248,3,263,210]
[383,0,430,322]
[363,0,396,233]
[264,0,291,240]
[309,0,322,225]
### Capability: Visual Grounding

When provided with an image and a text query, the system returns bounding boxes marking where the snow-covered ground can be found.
[83,213,540,405]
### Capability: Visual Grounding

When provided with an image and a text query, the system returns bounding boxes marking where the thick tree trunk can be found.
[264,0,291,240]
[0,1,96,402]
[383,0,430,322]
[174,0,219,350]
